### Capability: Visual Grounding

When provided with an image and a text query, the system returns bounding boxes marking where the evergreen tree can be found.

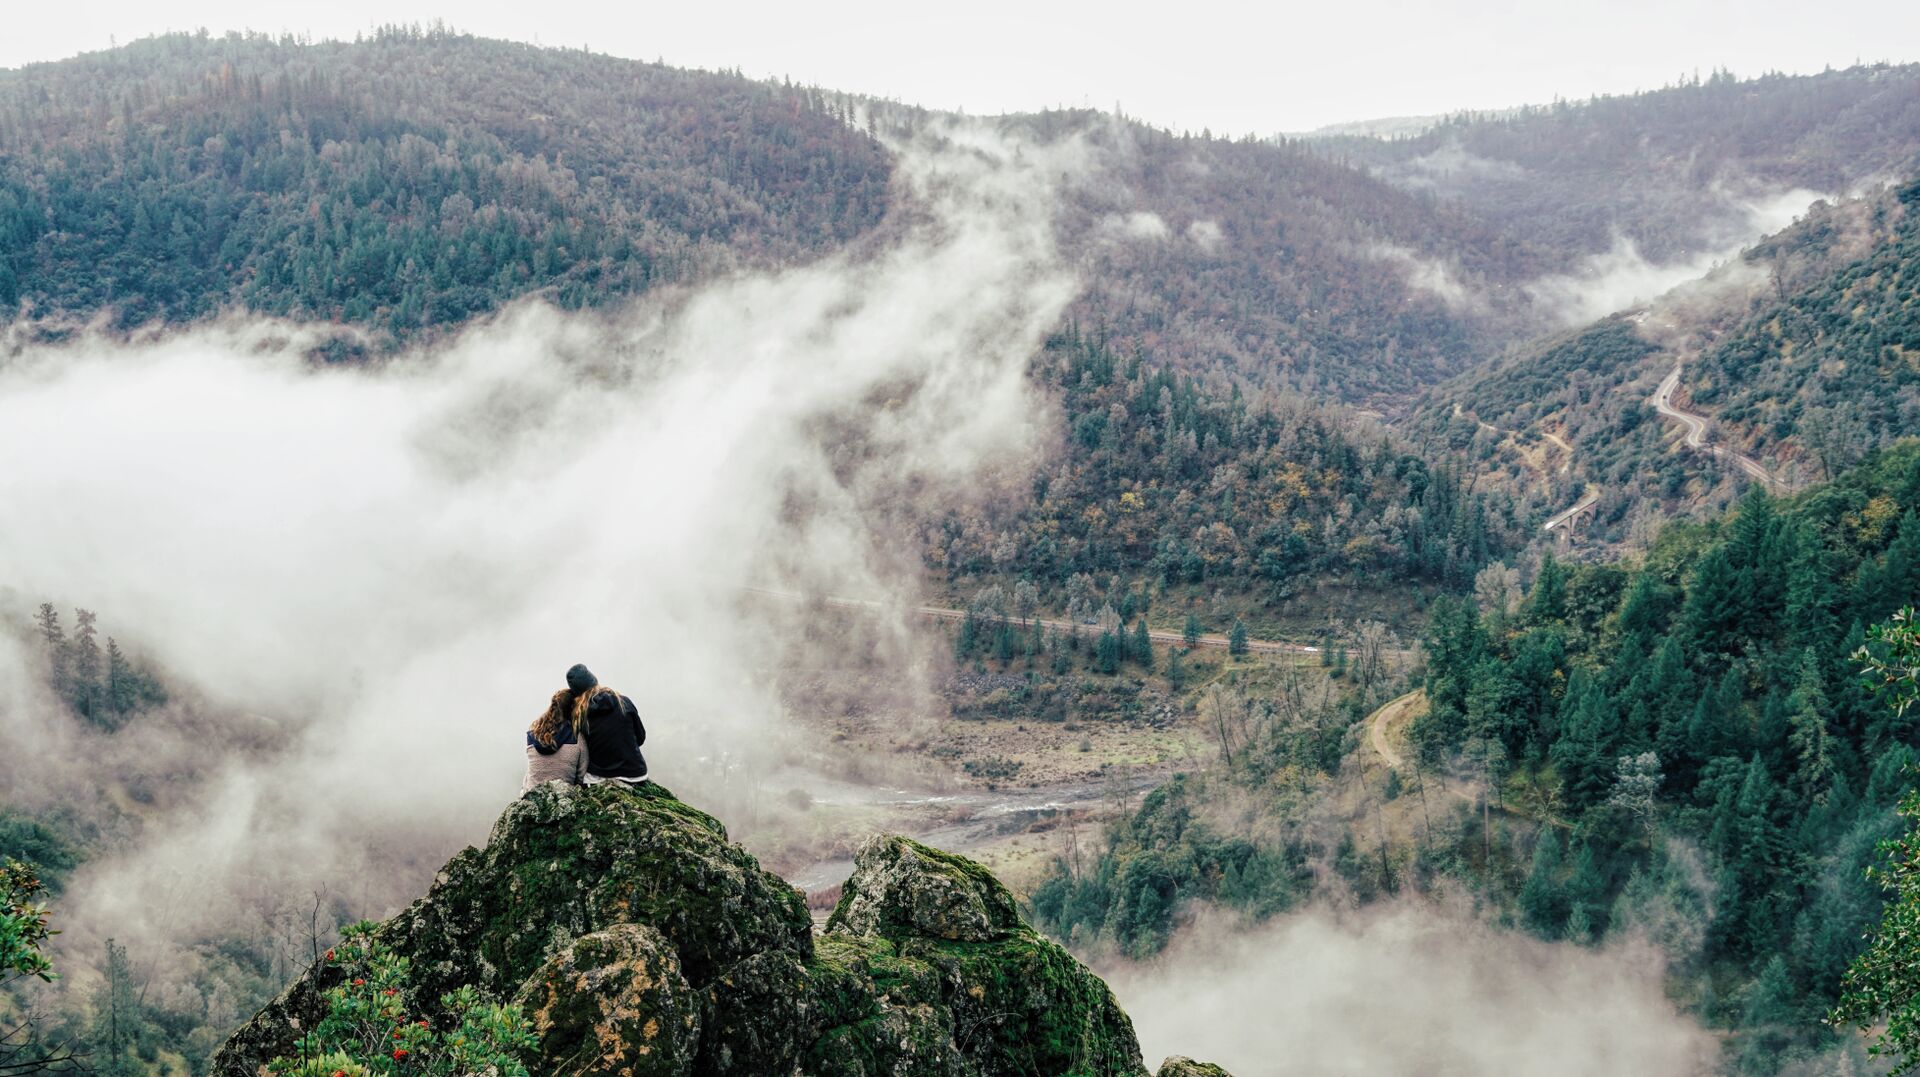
[1182,613,1202,647]
[1166,649,1188,691]
[1564,841,1608,943]
[1528,551,1569,624]
[91,938,142,1077]
[70,609,101,723]
[1521,829,1567,937]
[1787,649,1838,807]
[1228,619,1249,657]
[1132,618,1154,670]
[105,638,132,716]
[32,603,66,696]
[1681,546,1746,666]
[1552,672,1615,810]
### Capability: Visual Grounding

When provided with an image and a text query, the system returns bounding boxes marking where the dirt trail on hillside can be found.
[1367,690,1424,769]
[1364,688,1571,828]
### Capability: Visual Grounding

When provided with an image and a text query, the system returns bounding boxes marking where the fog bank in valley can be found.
[0,123,1084,974]
[1527,186,1833,324]
[1107,904,1721,1076]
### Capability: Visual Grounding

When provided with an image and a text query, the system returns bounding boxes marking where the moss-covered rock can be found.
[212,782,806,1076]
[820,835,1149,1077]
[216,791,1166,1077]
[1155,1058,1234,1077]
[698,951,813,1075]
[827,835,1022,942]
[395,780,810,1000]
[513,924,701,1077]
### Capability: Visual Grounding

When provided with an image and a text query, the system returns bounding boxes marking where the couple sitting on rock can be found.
[520,663,649,791]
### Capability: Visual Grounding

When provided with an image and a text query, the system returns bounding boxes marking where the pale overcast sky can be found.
[5,0,1917,134]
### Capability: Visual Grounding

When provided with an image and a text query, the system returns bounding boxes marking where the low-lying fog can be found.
[1109,904,1722,1075]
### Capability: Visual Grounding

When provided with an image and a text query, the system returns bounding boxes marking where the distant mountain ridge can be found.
[8,32,1918,409]
[1316,64,1920,269]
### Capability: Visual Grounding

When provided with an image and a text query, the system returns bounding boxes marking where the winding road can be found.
[1652,367,1781,489]
[1538,363,1784,532]
[1364,688,1571,828]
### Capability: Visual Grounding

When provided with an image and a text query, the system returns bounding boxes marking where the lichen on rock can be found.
[826,835,1024,942]
[815,834,1150,1077]
[513,924,700,1077]
[1155,1057,1235,1077]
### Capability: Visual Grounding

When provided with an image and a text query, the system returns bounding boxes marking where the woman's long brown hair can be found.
[529,688,587,749]
[530,686,622,748]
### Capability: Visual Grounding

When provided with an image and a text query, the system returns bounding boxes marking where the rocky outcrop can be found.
[824,833,1023,942]
[814,835,1149,1076]
[213,782,1168,1077]
[1155,1058,1234,1077]
[513,924,702,1077]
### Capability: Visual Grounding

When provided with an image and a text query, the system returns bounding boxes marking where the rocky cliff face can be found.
[212,782,1230,1077]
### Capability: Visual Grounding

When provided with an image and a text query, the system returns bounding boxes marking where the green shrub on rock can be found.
[266,922,534,1077]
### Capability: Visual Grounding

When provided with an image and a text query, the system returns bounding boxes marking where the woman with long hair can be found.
[520,664,596,791]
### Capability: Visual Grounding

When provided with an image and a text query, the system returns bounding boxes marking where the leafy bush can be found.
[268,922,534,1077]
[0,858,55,983]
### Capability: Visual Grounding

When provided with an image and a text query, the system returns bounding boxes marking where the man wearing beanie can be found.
[570,663,649,786]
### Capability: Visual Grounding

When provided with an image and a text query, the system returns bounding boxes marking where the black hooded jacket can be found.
[583,689,648,780]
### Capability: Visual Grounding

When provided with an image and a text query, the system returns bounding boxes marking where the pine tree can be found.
[1552,672,1615,810]
[1564,841,1608,943]
[1528,551,1568,624]
[1132,618,1153,670]
[91,938,142,1077]
[1615,574,1670,653]
[33,603,62,649]
[1228,619,1249,657]
[1521,829,1566,937]
[32,603,67,696]
[1680,546,1745,666]
[1783,523,1840,651]
[71,609,101,723]
[1787,649,1837,807]
[1182,613,1202,647]
[106,638,134,716]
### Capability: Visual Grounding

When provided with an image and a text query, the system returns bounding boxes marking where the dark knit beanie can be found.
[566,663,598,693]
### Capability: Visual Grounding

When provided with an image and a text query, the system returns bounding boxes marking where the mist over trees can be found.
[1037,442,1920,1069]
[1319,64,1920,267]
[2,26,1920,1077]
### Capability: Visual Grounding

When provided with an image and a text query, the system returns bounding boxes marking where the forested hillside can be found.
[1319,64,1920,268]
[1034,441,1920,1072]
[0,26,891,333]
[928,329,1527,627]
[1411,319,1669,537]
[0,29,1532,399]
[8,33,1917,409]
[1694,179,1920,478]
[1003,112,1542,398]
[1412,176,1920,537]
